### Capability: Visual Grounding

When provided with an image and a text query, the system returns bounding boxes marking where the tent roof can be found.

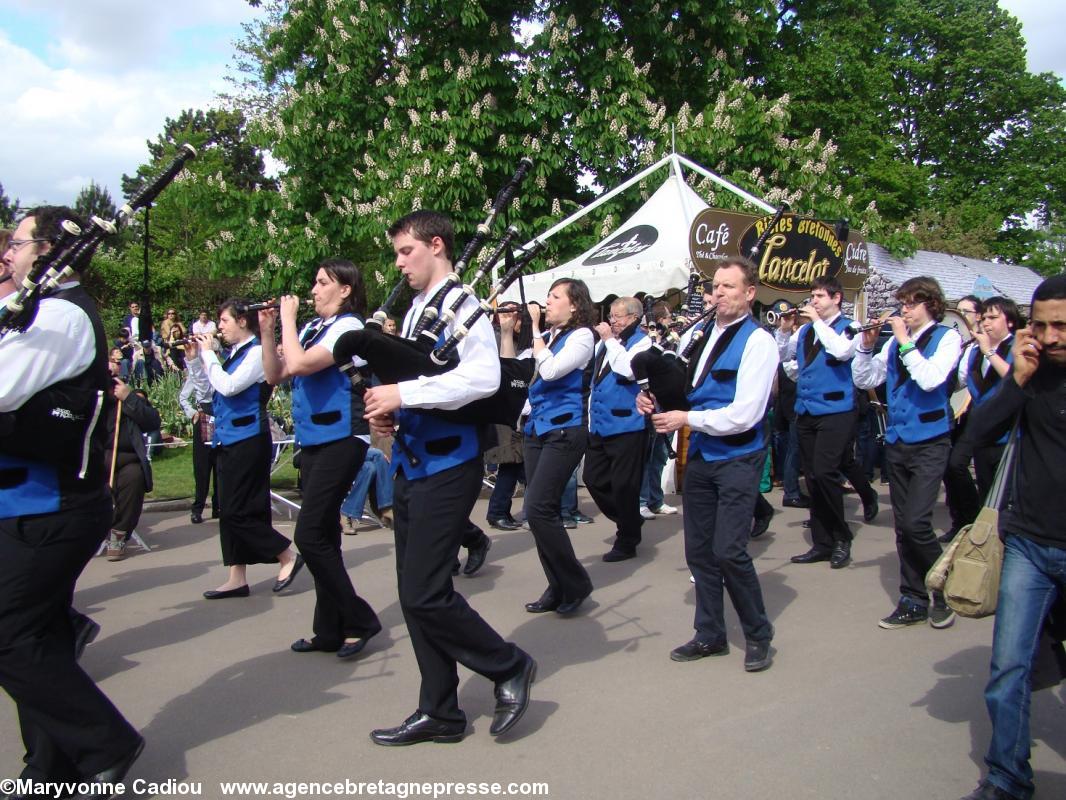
[501,174,709,303]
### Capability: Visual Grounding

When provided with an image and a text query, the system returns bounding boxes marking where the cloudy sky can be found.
[1,0,1062,209]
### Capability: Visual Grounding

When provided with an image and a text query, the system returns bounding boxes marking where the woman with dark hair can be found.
[522,278,596,615]
[260,259,381,659]
[188,300,302,599]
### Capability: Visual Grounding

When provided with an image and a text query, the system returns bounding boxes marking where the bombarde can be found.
[242,298,316,313]
[844,307,901,339]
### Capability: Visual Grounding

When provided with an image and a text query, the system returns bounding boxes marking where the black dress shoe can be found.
[670,638,729,662]
[370,711,466,746]
[751,508,774,539]
[490,655,537,736]
[488,516,523,531]
[790,548,832,564]
[830,542,851,569]
[203,585,250,599]
[463,535,492,576]
[190,511,204,524]
[782,496,811,508]
[272,554,305,593]
[525,588,560,613]
[744,639,773,672]
[863,496,879,523]
[556,592,590,615]
[602,547,636,562]
[291,638,334,653]
[70,737,145,799]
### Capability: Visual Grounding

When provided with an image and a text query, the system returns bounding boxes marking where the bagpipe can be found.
[631,202,790,416]
[0,144,198,336]
[332,158,541,434]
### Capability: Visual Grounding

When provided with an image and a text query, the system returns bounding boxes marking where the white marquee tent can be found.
[498,153,774,304]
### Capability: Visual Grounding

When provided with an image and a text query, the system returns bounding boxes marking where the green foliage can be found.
[0,182,19,227]
[74,180,117,222]
[143,372,193,439]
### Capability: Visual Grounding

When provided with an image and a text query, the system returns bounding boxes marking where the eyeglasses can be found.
[3,238,48,253]
[608,314,636,322]
[900,300,925,309]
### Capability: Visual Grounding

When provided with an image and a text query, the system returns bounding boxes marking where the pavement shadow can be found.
[76,561,217,607]
[133,647,398,783]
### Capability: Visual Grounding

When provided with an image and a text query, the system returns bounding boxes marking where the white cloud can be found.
[999,0,1066,79]
[0,1,261,207]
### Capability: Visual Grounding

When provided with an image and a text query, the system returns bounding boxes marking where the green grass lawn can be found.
[146,444,300,501]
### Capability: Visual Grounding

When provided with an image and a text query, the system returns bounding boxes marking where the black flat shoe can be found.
[370,711,466,746]
[291,638,332,653]
[203,585,250,600]
[525,588,559,613]
[272,554,305,593]
[556,592,590,615]
[337,630,378,660]
[190,511,203,524]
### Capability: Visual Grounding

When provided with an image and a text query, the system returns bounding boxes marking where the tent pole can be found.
[675,154,775,213]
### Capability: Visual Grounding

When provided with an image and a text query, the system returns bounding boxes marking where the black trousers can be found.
[110,452,146,534]
[885,437,951,604]
[0,498,141,782]
[216,432,290,566]
[523,426,594,602]
[294,437,380,648]
[797,410,857,550]
[582,429,647,552]
[191,422,218,516]
[944,417,981,531]
[394,459,524,723]
[682,451,772,645]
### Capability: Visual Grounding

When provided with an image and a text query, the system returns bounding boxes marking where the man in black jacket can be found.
[958,275,1066,800]
[104,380,161,561]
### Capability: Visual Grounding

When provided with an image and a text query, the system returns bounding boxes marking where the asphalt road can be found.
[3,486,1064,799]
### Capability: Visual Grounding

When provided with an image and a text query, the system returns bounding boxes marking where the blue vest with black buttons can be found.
[589,328,647,437]
[213,340,269,446]
[391,319,482,480]
[292,314,369,446]
[965,337,1014,445]
[885,324,953,444]
[686,316,766,462]
[795,315,856,416]
[524,328,590,437]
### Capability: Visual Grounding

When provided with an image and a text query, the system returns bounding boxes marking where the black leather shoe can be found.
[190,511,204,524]
[491,655,536,736]
[830,542,851,569]
[556,592,590,615]
[863,496,879,523]
[370,711,466,746]
[291,638,334,653]
[272,554,305,593]
[463,535,492,576]
[602,547,636,563]
[203,585,250,599]
[670,638,729,661]
[525,588,559,613]
[782,495,811,508]
[70,737,145,799]
[751,508,774,539]
[488,516,523,531]
[744,639,773,672]
[790,548,832,564]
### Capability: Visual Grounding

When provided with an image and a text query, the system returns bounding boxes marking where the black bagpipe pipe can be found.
[332,237,544,429]
[0,144,198,335]
[631,201,790,417]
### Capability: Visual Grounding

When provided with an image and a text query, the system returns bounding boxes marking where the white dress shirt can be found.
[779,312,860,381]
[192,338,266,397]
[596,330,653,381]
[852,321,962,391]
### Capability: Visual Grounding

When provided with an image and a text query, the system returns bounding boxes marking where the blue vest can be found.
[965,337,1014,445]
[292,315,369,446]
[0,286,111,520]
[213,340,269,446]
[795,316,856,416]
[391,322,482,480]
[686,316,767,462]
[885,324,953,444]
[589,328,647,437]
[524,328,590,436]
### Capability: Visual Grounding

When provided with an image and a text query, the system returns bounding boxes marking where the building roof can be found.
[868,242,1045,306]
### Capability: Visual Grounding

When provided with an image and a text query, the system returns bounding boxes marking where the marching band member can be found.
[583,295,652,562]
[260,259,382,659]
[852,276,962,630]
[522,279,596,614]
[1,207,144,792]
[364,210,534,745]
[188,302,302,600]
[638,257,777,672]
[783,276,864,569]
